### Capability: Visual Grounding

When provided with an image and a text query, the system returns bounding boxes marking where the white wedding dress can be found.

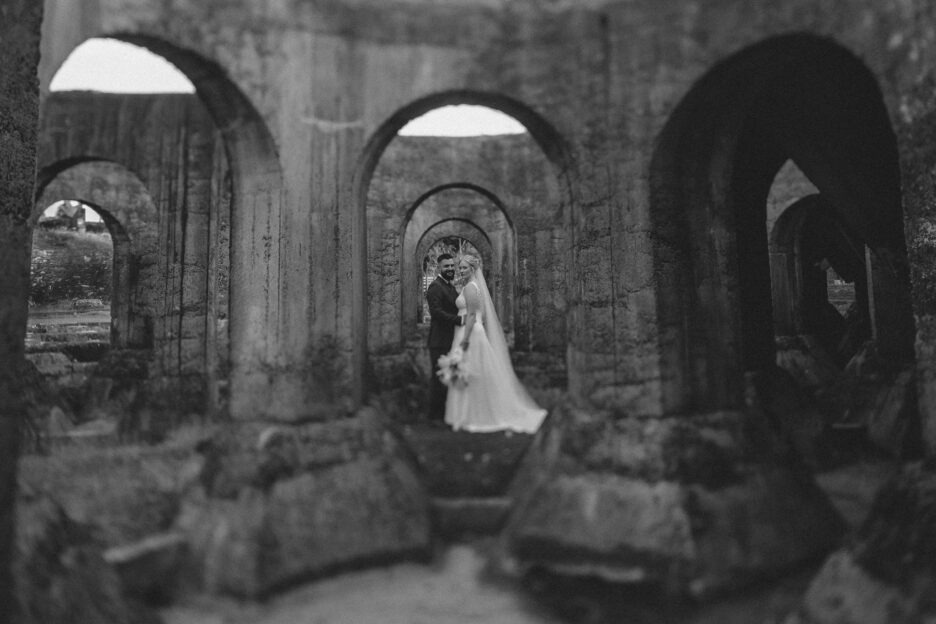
[444,273,547,433]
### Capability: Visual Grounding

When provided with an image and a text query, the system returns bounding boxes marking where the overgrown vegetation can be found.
[30,228,112,305]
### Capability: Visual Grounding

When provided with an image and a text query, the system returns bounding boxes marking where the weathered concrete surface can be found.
[892,3,936,456]
[503,403,844,597]
[17,442,189,548]
[787,463,936,624]
[174,409,431,597]
[37,92,232,418]
[26,0,934,431]
[0,1,43,620]
[14,494,139,624]
[15,0,936,611]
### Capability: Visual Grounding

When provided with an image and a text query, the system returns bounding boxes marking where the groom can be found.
[425,254,462,422]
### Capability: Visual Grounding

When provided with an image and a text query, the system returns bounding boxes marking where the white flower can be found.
[437,347,470,388]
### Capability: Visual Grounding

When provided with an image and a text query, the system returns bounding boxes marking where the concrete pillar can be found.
[866,246,915,362]
[770,250,799,336]
[0,1,43,619]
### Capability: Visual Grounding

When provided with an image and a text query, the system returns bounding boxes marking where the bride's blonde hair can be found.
[456,253,481,285]
[458,253,482,273]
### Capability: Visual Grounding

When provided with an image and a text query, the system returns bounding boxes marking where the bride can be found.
[442,254,547,433]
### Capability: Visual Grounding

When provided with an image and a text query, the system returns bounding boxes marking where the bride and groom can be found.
[425,253,546,433]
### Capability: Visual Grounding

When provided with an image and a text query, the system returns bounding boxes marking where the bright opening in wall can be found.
[400,105,527,137]
[31,200,113,311]
[824,264,856,317]
[42,200,102,223]
[50,38,194,93]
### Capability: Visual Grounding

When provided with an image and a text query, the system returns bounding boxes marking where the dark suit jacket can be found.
[426,276,460,349]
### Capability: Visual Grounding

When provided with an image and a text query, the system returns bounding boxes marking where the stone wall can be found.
[894,2,936,456]
[0,0,44,619]
[35,161,157,349]
[29,0,936,435]
[37,92,231,417]
[17,0,936,608]
[367,133,565,353]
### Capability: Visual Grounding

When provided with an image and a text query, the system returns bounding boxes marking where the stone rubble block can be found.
[503,402,844,598]
[508,473,694,582]
[15,494,139,624]
[865,369,917,457]
[553,405,769,486]
[786,463,936,624]
[262,456,430,588]
[26,351,75,376]
[174,408,431,598]
[104,532,187,602]
[775,335,841,391]
[746,367,827,467]
[18,445,193,548]
[786,552,920,624]
[819,342,920,458]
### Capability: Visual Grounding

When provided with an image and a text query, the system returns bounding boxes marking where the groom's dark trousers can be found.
[426,276,460,421]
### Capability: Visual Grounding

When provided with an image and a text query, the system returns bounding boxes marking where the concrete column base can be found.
[501,402,845,598]
[174,408,431,598]
[789,463,936,623]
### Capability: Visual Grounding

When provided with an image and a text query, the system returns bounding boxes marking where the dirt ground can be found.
[159,540,814,624]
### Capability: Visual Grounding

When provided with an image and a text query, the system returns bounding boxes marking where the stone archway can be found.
[412,220,494,325]
[770,194,869,365]
[505,34,894,598]
[43,34,284,420]
[34,159,158,349]
[354,90,574,403]
[649,33,912,415]
[400,184,512,345]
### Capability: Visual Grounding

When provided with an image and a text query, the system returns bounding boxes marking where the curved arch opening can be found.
[361,93,571,430]
[50,38,194,93]
[29,200,118,344]
[400,104,527,137]
[649,33,913,421]
[414,223,493,326]
[44,34,284,420]
[34,159,158,351]
[770,193,869,368]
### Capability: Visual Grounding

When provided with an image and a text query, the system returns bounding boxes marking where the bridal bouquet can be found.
[437,347,470,388]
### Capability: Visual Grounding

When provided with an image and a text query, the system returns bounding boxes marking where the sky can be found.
[51,38,527,136]
[43,200,103,222]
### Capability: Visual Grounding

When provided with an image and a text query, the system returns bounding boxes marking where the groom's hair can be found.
[437,253,454,263]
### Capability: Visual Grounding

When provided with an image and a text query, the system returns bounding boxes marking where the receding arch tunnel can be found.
[358,92,573,405]
[95,33,286,418]
[650,33,913,414]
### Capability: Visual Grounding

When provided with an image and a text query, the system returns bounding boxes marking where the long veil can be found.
[471,267,543,411]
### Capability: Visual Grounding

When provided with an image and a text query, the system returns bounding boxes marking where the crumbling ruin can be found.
[2,1,936,622]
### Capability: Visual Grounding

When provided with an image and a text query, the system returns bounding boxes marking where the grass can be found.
[30,228,112,306]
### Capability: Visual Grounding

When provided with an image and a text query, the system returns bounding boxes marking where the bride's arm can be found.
[460,283,481,350]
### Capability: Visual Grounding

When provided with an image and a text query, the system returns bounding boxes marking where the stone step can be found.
[104,532,186,602]
[398,425,532,497]
[431,496,513,538]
